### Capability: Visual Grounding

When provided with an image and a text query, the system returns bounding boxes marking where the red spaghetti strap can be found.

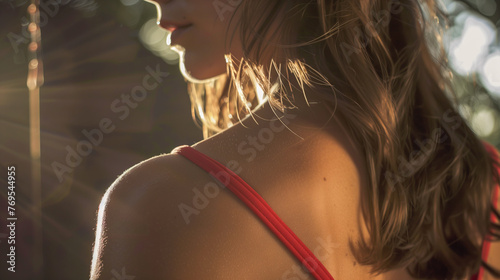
[477,142,500,280]
[172,145,335,280]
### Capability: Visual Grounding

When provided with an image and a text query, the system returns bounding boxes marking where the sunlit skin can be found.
[146,0,244,81]
[145,0,333,122]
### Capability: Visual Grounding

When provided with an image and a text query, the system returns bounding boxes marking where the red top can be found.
[474,142,500,280]
[172,143,499,280]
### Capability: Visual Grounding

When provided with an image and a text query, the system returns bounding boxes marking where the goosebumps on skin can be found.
[90,0,500,279]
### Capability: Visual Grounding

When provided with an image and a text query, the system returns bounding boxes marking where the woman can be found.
[90,0,500,279]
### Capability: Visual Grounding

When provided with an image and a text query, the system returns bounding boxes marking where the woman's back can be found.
[91,103,418,279]
[173,107,416,279]
[91,104,500,279]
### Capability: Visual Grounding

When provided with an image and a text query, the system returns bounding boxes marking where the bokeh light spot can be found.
[481,52,500,96]
[471,108,496,137]
[448,12,495,75]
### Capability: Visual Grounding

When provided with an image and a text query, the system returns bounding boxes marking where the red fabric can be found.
[475,142,500,280]
[172,145,335,280]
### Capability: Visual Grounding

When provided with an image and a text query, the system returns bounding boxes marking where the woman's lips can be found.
[169,25,192,46]
[159,20,192,46]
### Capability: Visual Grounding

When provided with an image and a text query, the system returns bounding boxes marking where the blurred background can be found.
[0,0,499,279]
[0,0,201,279]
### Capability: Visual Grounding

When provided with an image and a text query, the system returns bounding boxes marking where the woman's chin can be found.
[179,66,219,82]
[178,52,226,83]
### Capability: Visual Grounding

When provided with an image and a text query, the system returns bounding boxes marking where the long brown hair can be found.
[185,0,500,278]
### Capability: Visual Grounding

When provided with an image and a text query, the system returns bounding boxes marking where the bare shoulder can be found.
[95,151,193,221]
[89,150,200,280]
[97,151,190,206]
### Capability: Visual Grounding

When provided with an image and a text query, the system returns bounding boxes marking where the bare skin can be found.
[90,97,419,279]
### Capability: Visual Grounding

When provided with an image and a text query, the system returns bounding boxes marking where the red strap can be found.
[172,145,335,280]
[477,142,500,280]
